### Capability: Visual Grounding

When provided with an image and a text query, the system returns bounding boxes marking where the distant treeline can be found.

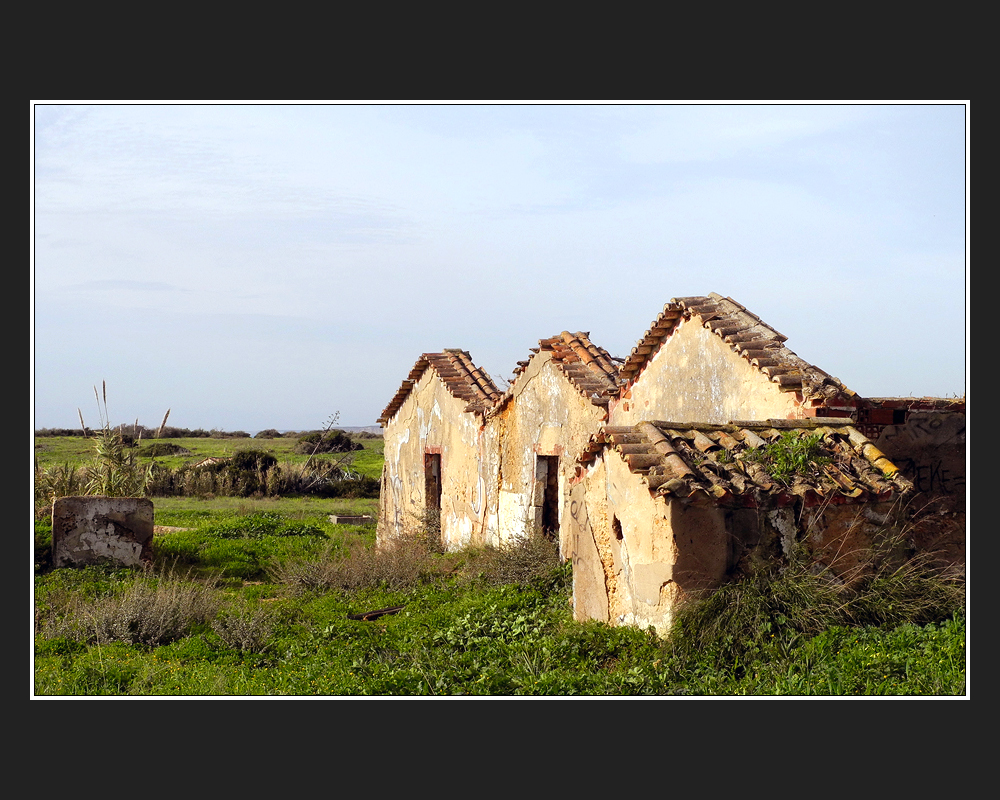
[35,426,381,440]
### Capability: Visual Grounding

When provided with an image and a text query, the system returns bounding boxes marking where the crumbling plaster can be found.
[487,350,608,555]
[52,496,154,568]
[572,445,912,635]
[378,369,490,550]
[573,449,728,635]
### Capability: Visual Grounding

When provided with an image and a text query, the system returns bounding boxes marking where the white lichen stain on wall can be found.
[768,507,799,559]
[79,527,144,566]
[489,351,608,555]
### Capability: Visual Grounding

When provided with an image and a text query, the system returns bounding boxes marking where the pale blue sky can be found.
[32,102,968,432]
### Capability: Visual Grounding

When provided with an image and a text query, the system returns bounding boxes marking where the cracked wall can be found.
[377,369,492,550]
[487,351,609,557]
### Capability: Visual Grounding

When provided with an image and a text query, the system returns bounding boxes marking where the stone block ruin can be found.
[51,496,154,568]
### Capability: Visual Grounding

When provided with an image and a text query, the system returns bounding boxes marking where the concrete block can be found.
[52,496,154,568]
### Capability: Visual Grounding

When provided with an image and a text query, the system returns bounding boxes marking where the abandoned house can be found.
[377,292,966,633]
[377,349,501,550]
[610,294,862,427]
[482,331,620,558]
[570,419,915,633]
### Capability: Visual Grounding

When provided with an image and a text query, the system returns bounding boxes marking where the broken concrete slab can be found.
[329,514,375,525]
[52,496,154,568]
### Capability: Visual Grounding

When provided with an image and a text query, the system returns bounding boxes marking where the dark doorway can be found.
[536,455,559,545]
[424,452,442,511]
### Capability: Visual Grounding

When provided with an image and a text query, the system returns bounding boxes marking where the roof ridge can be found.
[490,331,620,415]
[618,293,856,407]
[377,350,500,425]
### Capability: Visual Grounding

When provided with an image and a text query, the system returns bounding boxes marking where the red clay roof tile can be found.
[377,349,501,426]
[496,331,621,411]
[619,293,857,409]
[580,419,912,507]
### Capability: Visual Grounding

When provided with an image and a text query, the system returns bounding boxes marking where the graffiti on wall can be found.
[876,413,965,497]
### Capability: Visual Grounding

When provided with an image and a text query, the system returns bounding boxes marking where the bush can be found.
[210,601,279,654]
[272,534,454,593]
[139,442,190,457]
[84,427,154,497]
[665,548,965,671]
[37,568,222,648]
[35,461,85,514]
[202,512,324,539]
[294,430,362,455]
[464,533,563,589]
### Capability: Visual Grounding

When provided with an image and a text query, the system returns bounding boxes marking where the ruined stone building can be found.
[378,292,966,634]
[377,350,500,551]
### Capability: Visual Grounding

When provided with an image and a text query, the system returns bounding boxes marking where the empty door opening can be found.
[424,453,442,512]
[535,455,559,546]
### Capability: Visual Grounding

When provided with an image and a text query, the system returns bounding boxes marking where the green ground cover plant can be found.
[32,497,966,697]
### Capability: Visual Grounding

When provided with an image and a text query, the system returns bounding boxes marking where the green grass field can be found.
[34,433,385,479]
[32,433,966,697]
[32,494,966,697]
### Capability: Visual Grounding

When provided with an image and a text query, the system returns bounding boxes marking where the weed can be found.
[740,430,830,485]
[664,536,964,676]
[271,534,454,594]
[211,601,279,655]
[34,497,965,697]
[34,461,85,515]
[75,383,164,498]
[202,512,324,539]
[37,566,222,648]
[462,533,563,589]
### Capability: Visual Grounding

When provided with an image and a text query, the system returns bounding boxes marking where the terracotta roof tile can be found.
[579,419,913,507]
[378,349,501,426]
[618,293,857,407]
[496,331,621,411]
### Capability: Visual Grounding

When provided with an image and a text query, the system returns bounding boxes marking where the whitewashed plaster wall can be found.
[378,371,490,551]
[612,318,801,426]
[487,351,608,557]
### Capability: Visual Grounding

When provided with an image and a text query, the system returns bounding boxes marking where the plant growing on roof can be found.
[739,431,830,486]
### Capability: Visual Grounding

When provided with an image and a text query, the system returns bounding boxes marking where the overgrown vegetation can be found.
[33,497,965,697]
[293,430,362,455]
[34,384,159,511]
[34,403,383,513]
[739,430,831,485]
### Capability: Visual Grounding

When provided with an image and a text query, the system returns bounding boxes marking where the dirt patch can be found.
[153,526,191,534]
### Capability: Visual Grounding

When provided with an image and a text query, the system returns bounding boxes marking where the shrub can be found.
[38,568,222,648]
[665,545,965,671]
[464,533,563,589]
[138,442,190,457]
[739,430,830,485]
[35,461,85,513]
[294,430,363,455]
[210,602,278,654]
[202,512,324,539]
[272,535,453,593]
[84,427,155,497]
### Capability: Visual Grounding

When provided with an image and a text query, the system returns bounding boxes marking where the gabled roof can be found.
[494,331,621,413]
[618,293,857,407]
[378,349,501,426]
[578,419,913,508]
